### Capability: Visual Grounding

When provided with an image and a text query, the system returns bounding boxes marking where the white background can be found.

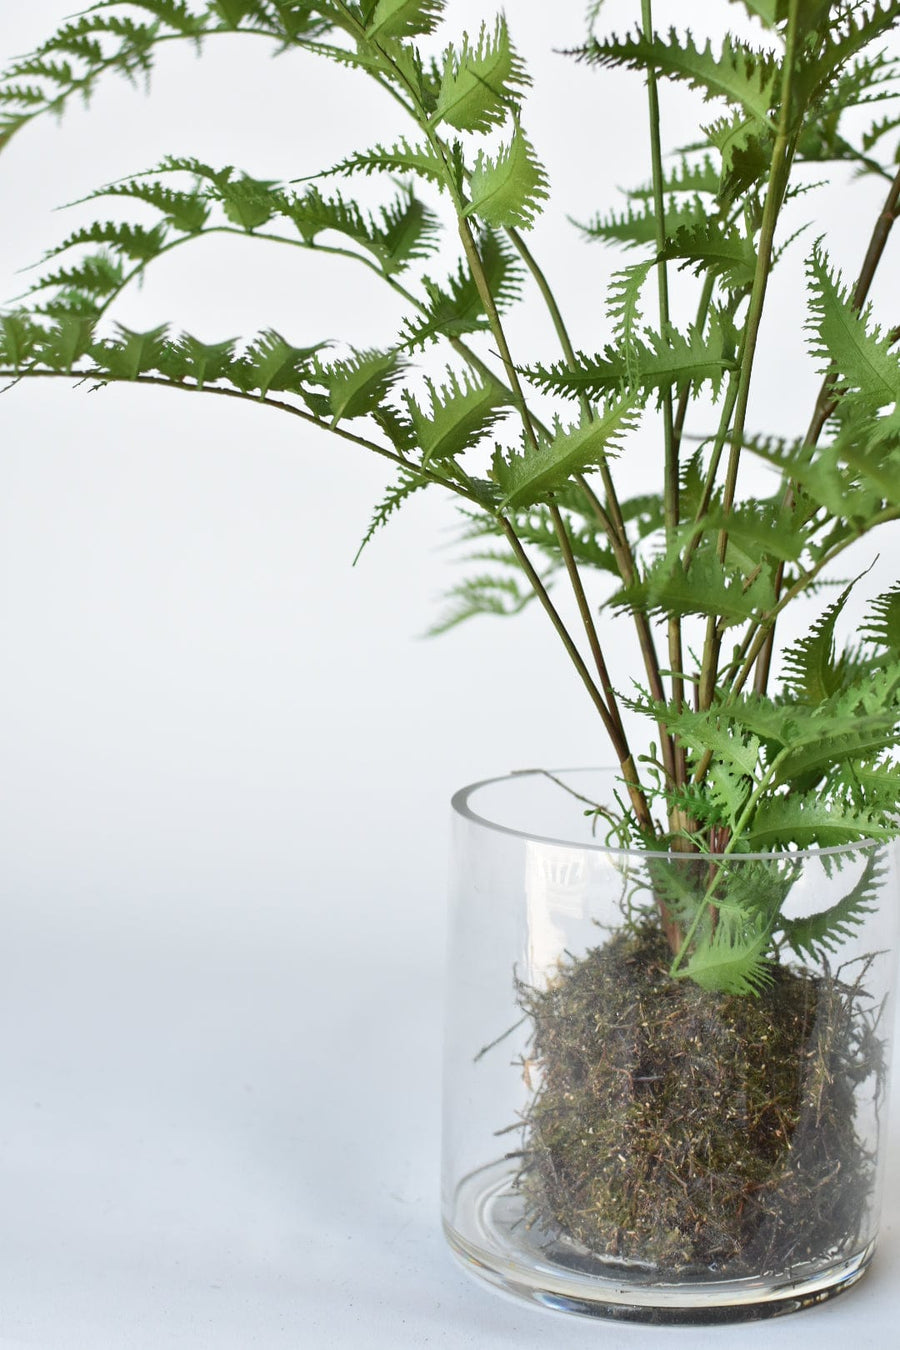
[0,2,898,1347]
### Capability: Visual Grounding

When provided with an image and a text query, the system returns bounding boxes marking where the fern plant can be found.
[2,0,900,998]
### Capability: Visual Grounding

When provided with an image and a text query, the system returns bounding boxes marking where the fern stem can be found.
[499,520,618,749]
[548,503,631,754]
[753,162,900,696]
[500,517,662,843]
[504,227,676,780]
[640,0,688,813]
[698,0,803,712]
[669,754,785,979]
[576,476,677,782]
[672,274,716,456]
[456,221,541,453]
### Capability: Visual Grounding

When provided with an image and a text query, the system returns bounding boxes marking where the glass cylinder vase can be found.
[441,768,899,1324]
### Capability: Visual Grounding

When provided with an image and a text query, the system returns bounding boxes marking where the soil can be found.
[515,925,884,1275]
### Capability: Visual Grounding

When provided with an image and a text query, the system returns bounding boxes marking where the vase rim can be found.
[451,766,888,861]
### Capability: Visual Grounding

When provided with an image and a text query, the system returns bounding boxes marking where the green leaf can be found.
[577,195,712,251]
[366,0,444,39]
[401,229,522,349]
[464,125,549,229]
[404,370,510,464]
[158,333,238,388]
[780,848,885,960]
[774,712,900,786]
[660,707,762,778]
[427,569,537,635]
[354,468,431,564]
[663,218,757,290]
[493,399,641,509]
[530,310,737,406]
[0,313,42,369]
[742,794,896,847]
[434,17,529,133]
[47,219,169,264]
[611,547,775,627]
[625,153,720,201]
[579,28,778,124]
[329,136,460,195]
[860,583,900,651]
[235,329,324,398]
[86,176,211,234]
[704,111,772,202]
[32,251,125,307]
[806,244,900,410]
[37,314,97,372]
[319,348,407,423]
[682,913,773,995]
[725,0,780,28]
[780,581,856,704]
[90,322,169,380]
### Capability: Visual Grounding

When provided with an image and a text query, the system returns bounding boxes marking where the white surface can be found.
[0,3,899,1346]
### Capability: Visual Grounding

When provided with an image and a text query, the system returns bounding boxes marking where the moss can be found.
[515,925,884,1276]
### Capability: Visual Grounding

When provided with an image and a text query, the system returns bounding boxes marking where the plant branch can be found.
[0,365,484,501]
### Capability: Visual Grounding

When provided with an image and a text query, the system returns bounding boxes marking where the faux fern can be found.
[2,0,900,996]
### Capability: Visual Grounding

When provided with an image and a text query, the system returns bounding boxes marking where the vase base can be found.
[444,1160,874,1325]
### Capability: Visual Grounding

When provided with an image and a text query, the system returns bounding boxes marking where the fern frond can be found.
[806,244,900,411]
[365,0,445,40]
[30,251,126,310]
[233,328,325,398]
[804,2,900,107]
[464,125,549,229]
[681,912,773,995]
[427,569,538,635]
[625,154,720,201]
[576,195,711,251]
[354,467,431,564]
[434,16,529,133]
[780,848,885,960]
[610,546,775,627]
[664,218,758,290]
[529,310,738,405]
[327,136,461,195]
[317,348,407,423]
[492,400,642,509]
[90,321,169,379]
[742,793,897,847]
[43,220,169,265]
[401,229,522,349]
[80,175,211,233]
[404,370,510,464]
[780,581,856,703]
[0,2,331,150]
[578,28,778,124]
[704,110,772,201]
[157,332,238,388]
[859,582,900,650]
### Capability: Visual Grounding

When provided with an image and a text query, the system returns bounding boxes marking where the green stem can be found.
[697,0,803,712]
[640,0,688,812]
[504,227,676,780]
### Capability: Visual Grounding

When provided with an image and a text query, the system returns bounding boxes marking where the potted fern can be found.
[2,0,900,1324]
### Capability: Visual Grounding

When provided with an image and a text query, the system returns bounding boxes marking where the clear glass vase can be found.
[441,768,899,1324]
